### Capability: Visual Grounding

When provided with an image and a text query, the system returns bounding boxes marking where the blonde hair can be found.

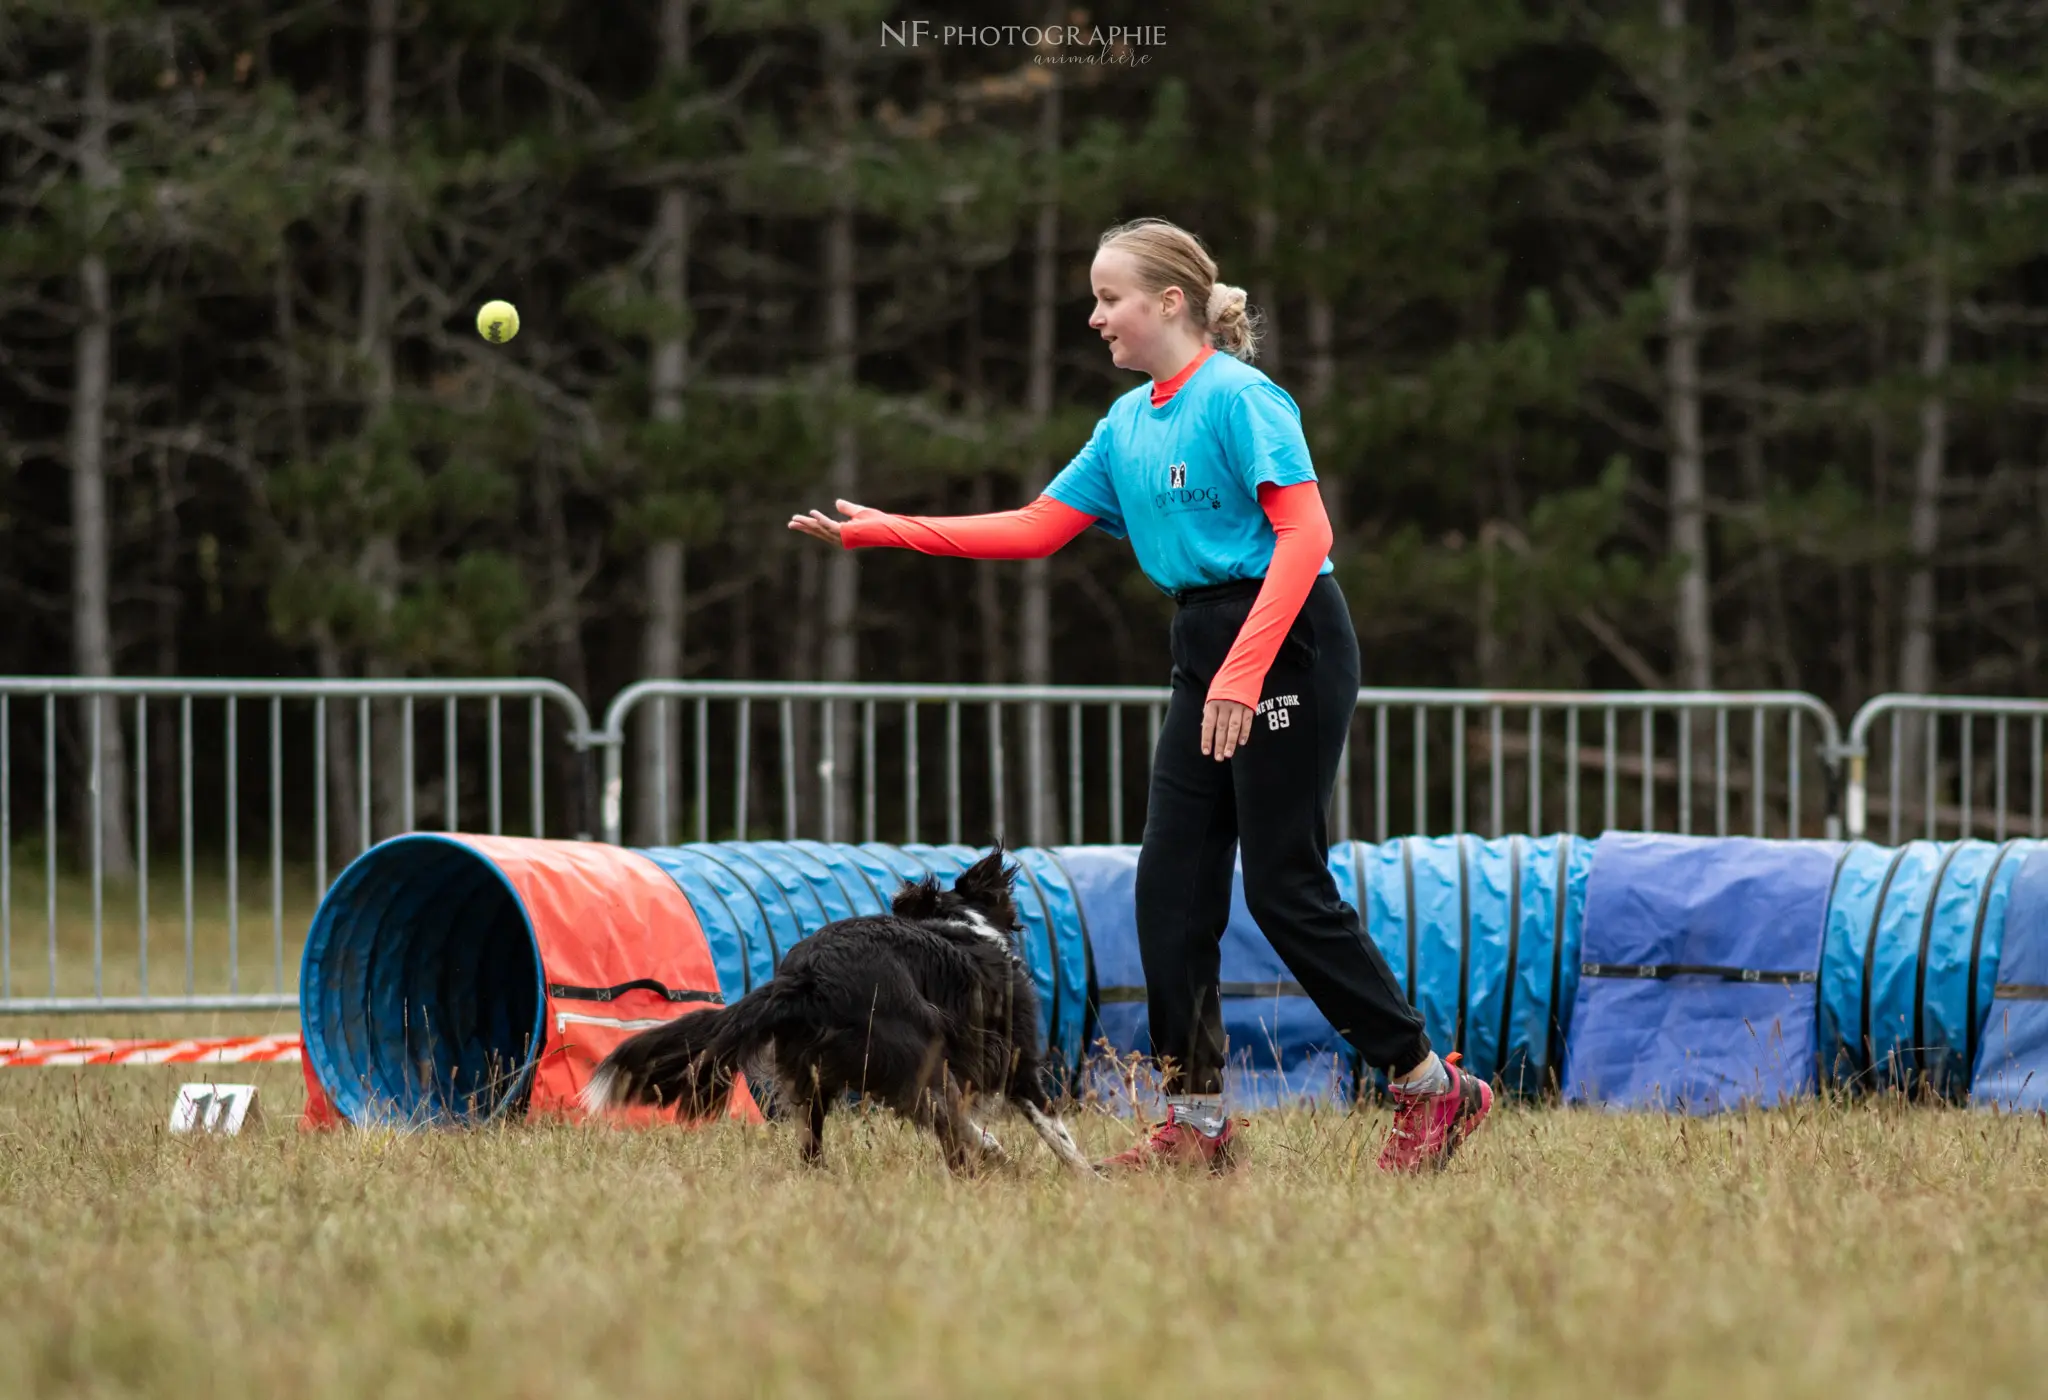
[1097,218,1261,361]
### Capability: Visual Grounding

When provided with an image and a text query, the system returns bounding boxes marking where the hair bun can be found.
[1208,283,1247,322]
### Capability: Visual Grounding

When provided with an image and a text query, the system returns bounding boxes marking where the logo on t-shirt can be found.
[1155,460,1221,513]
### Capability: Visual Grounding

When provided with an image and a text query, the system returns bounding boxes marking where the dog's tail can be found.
[580,983,789,1120]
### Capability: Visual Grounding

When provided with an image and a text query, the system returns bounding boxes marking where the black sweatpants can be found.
[1134,574,1430,1096]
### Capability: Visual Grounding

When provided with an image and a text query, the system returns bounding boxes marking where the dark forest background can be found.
[5,0,2048,854]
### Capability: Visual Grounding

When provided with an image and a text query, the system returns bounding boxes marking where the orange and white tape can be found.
[0,1034,303,1067]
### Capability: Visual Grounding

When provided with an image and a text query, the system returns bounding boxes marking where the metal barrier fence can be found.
[596,681,1845,849]
[0,674,1876,1016]
[0,678,593,1014]
[1843,694,2048,842]
[596,681,1162,849]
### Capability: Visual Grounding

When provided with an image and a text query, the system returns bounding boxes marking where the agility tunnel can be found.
[1817,839,2037,1099]
[1064,836,1594,1109]
[301,837,1090,1125]
[299,834,751,1126]
[300,829,2048,1127]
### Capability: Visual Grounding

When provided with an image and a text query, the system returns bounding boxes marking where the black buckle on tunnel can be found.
[1581,962,1816,986]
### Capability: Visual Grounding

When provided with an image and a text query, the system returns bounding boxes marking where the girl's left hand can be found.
[1201,699,1255,760]
[787,499,871,545]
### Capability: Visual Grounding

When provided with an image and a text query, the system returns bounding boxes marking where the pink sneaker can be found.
[1099,1104,1242,1174]
[1377,1052,1492,1174]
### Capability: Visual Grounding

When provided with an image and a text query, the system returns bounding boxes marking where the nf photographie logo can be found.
[881,21,1165,66]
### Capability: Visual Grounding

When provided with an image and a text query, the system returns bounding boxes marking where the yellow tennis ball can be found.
[476,299,520,344]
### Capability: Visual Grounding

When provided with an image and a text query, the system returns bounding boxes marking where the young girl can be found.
[788,218,1490,1173]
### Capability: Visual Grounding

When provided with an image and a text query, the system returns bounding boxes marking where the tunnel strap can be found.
[1453,836,1472,1059]
[1913,841,1968,1079]
[1968,842,2025,1073]
[1497,834,1523,1080]
[1544,835,1574,1081]
[1581,962,1816,985]
[1096,981,1307,1004]
[1993,983,2048,1000]
[1007,854,1066,1060]
[546,979,724,1005]
[1043,848,1100,1054]
[1861,845,1914,1075]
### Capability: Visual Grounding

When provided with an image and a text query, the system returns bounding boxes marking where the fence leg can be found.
[1840,751,1862,842]
[575,735,602,842]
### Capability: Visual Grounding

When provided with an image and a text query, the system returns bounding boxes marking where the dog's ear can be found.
[892,874,946,920]
[953,845,1019,918]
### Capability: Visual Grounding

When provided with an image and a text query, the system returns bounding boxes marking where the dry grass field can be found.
[4,868,2048,1396]
[2,1062,2047,1400]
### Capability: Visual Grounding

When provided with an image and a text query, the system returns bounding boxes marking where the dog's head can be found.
[891,844,1021,933]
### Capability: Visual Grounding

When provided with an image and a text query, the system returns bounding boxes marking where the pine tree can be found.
[0,2,230,877]
[68,16,134,878]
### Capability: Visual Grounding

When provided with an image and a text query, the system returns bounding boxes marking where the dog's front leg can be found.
[1019,1101,1098,1177]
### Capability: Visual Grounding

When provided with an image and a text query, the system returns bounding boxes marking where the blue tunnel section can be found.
[1969,844,2048,1112]
[633,841,1091,1081]
[1359,835,1595,1095]
[1057,837,1594,1108]
[300,835,546,1126]
[1819,839,2036,1098]
[1052,844,1356,1110]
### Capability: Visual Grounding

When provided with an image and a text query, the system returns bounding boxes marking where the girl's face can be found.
[1089,247,1186,377]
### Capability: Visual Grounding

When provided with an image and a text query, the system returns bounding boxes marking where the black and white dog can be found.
[581,847,1094,1176]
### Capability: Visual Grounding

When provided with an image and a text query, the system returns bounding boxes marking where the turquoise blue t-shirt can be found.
[1044,352,1333,595]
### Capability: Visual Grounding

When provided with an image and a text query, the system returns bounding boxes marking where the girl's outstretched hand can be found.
[787,499,872,545]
